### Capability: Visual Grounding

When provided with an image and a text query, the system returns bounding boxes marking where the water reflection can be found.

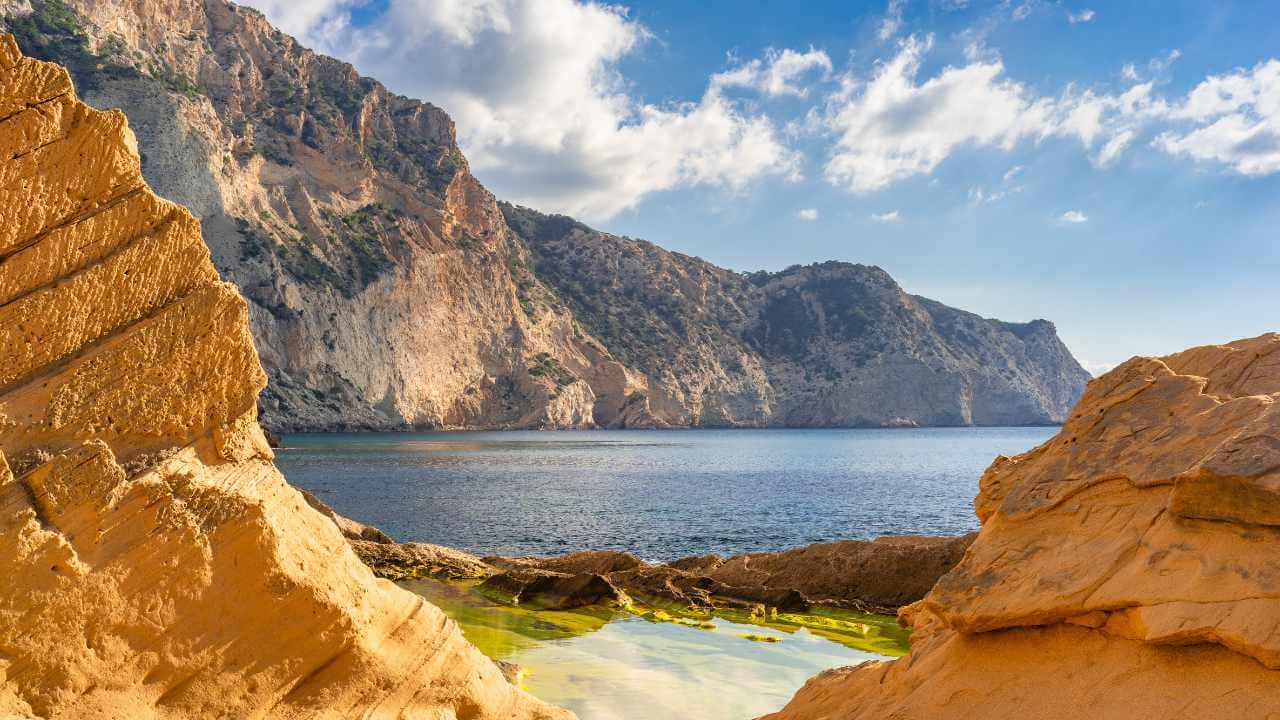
[402,578,885,720]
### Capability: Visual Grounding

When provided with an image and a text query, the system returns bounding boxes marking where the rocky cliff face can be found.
[762,334,1280,720]
[0,36,570,719]
[508,204,1089,426]
[1,0,1090,431]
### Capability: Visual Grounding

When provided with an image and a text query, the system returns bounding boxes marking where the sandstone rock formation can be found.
[762,334,1280,720]
[0,35,569,719]
[1,0,1090,431]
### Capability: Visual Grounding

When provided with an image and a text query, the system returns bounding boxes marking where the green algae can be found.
[403,577,911,658]
[619,592,910,656]
[400,577,618,659]
[399,577,902,720]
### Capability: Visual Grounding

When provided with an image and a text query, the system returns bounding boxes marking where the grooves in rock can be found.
[762,334,1280,720]
[0,35,570,720]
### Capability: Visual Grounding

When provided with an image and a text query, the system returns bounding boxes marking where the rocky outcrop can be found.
[320,492,974,614]
[763,334,1280,720]
[1,0,1090,431]
[506,205,1091,427]
[0,36,569,719]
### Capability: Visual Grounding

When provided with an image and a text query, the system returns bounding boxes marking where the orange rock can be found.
[763,334,1280,720]
[0,35,570,720]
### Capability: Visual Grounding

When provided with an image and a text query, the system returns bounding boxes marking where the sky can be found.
[241,0,1280,375]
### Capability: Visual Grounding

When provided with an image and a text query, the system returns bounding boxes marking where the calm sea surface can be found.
[277,427,1054,560]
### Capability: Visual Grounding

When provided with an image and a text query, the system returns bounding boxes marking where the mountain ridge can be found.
[1,0,1091,431]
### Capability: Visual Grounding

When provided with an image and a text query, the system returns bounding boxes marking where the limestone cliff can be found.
[762,334,1280,720]
[0,35,570,719]
[507,204,1089,426]
[1,0,1090,431]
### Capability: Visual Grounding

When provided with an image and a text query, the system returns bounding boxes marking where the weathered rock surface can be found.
[0,36,569,720]
[506,205,1091,427]
[321,500,972,614]
[763,334,1280,720]
[2,0,1090,431]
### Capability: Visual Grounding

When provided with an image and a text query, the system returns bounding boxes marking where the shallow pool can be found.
[402,578,897,720]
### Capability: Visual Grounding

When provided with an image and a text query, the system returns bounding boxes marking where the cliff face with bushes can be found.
[1,0,1090,431]
[508,205,1089,427]
[0,35,569,719]
[763,334,1280,720]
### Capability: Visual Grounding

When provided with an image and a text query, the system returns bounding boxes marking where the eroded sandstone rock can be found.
[0,36,570,720]
[762,334,1280,720]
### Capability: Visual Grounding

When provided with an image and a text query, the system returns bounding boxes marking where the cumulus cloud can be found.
[872,210,902,222]
[712,47,833,98]
[1156,60,1280,176]
[796,207,820,220]
[1068,9,1095,24]
[814,36,1177,192]
[1059,210,1088,223]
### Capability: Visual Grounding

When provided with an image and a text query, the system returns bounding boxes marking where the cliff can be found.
[0,35,570,719]
[762,334,1280,720]
[1,0,1090,431]
[509,203,1089,426]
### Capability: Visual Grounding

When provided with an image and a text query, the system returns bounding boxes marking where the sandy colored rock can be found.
[0,35,570,720]
[763,334,1280,720]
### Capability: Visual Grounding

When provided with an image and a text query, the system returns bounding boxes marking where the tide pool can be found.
[402,578,899,720]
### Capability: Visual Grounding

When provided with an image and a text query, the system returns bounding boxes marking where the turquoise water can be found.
[277,427,1053,559]
[401,577,891,720]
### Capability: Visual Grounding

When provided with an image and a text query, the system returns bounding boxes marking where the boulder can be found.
[763,334,1280,720]
[479,568,625,610]
[0,36,569,720]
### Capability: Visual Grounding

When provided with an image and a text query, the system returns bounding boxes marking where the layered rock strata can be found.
[0,36,569,720]
[763,334,1280,720]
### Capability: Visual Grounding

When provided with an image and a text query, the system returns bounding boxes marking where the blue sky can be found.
[245,0,1280,374]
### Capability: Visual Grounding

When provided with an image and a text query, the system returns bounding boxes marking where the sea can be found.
[277,427,1054,560]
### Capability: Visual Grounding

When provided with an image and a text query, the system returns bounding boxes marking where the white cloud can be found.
[712,47,833,98]
[1059,210,1088,223]
[879,0,906,41]
[1068,9,1095,24]
[872,210,902,222]
[266,0,801,222]
[1156,60,1280,176]
[968,185,1021,205]
[1011,3,1032,21]
[1121,63,1139,81]
[1003,164,1025,181]
[815,36,1177,192]
[797,207,820,220]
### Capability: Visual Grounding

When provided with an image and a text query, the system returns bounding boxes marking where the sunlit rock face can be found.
[763,334,1280,720]
[0,35,571,720]
[0,0,1090,432]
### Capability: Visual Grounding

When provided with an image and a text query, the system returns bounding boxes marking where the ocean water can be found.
[277,427,1054,560]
